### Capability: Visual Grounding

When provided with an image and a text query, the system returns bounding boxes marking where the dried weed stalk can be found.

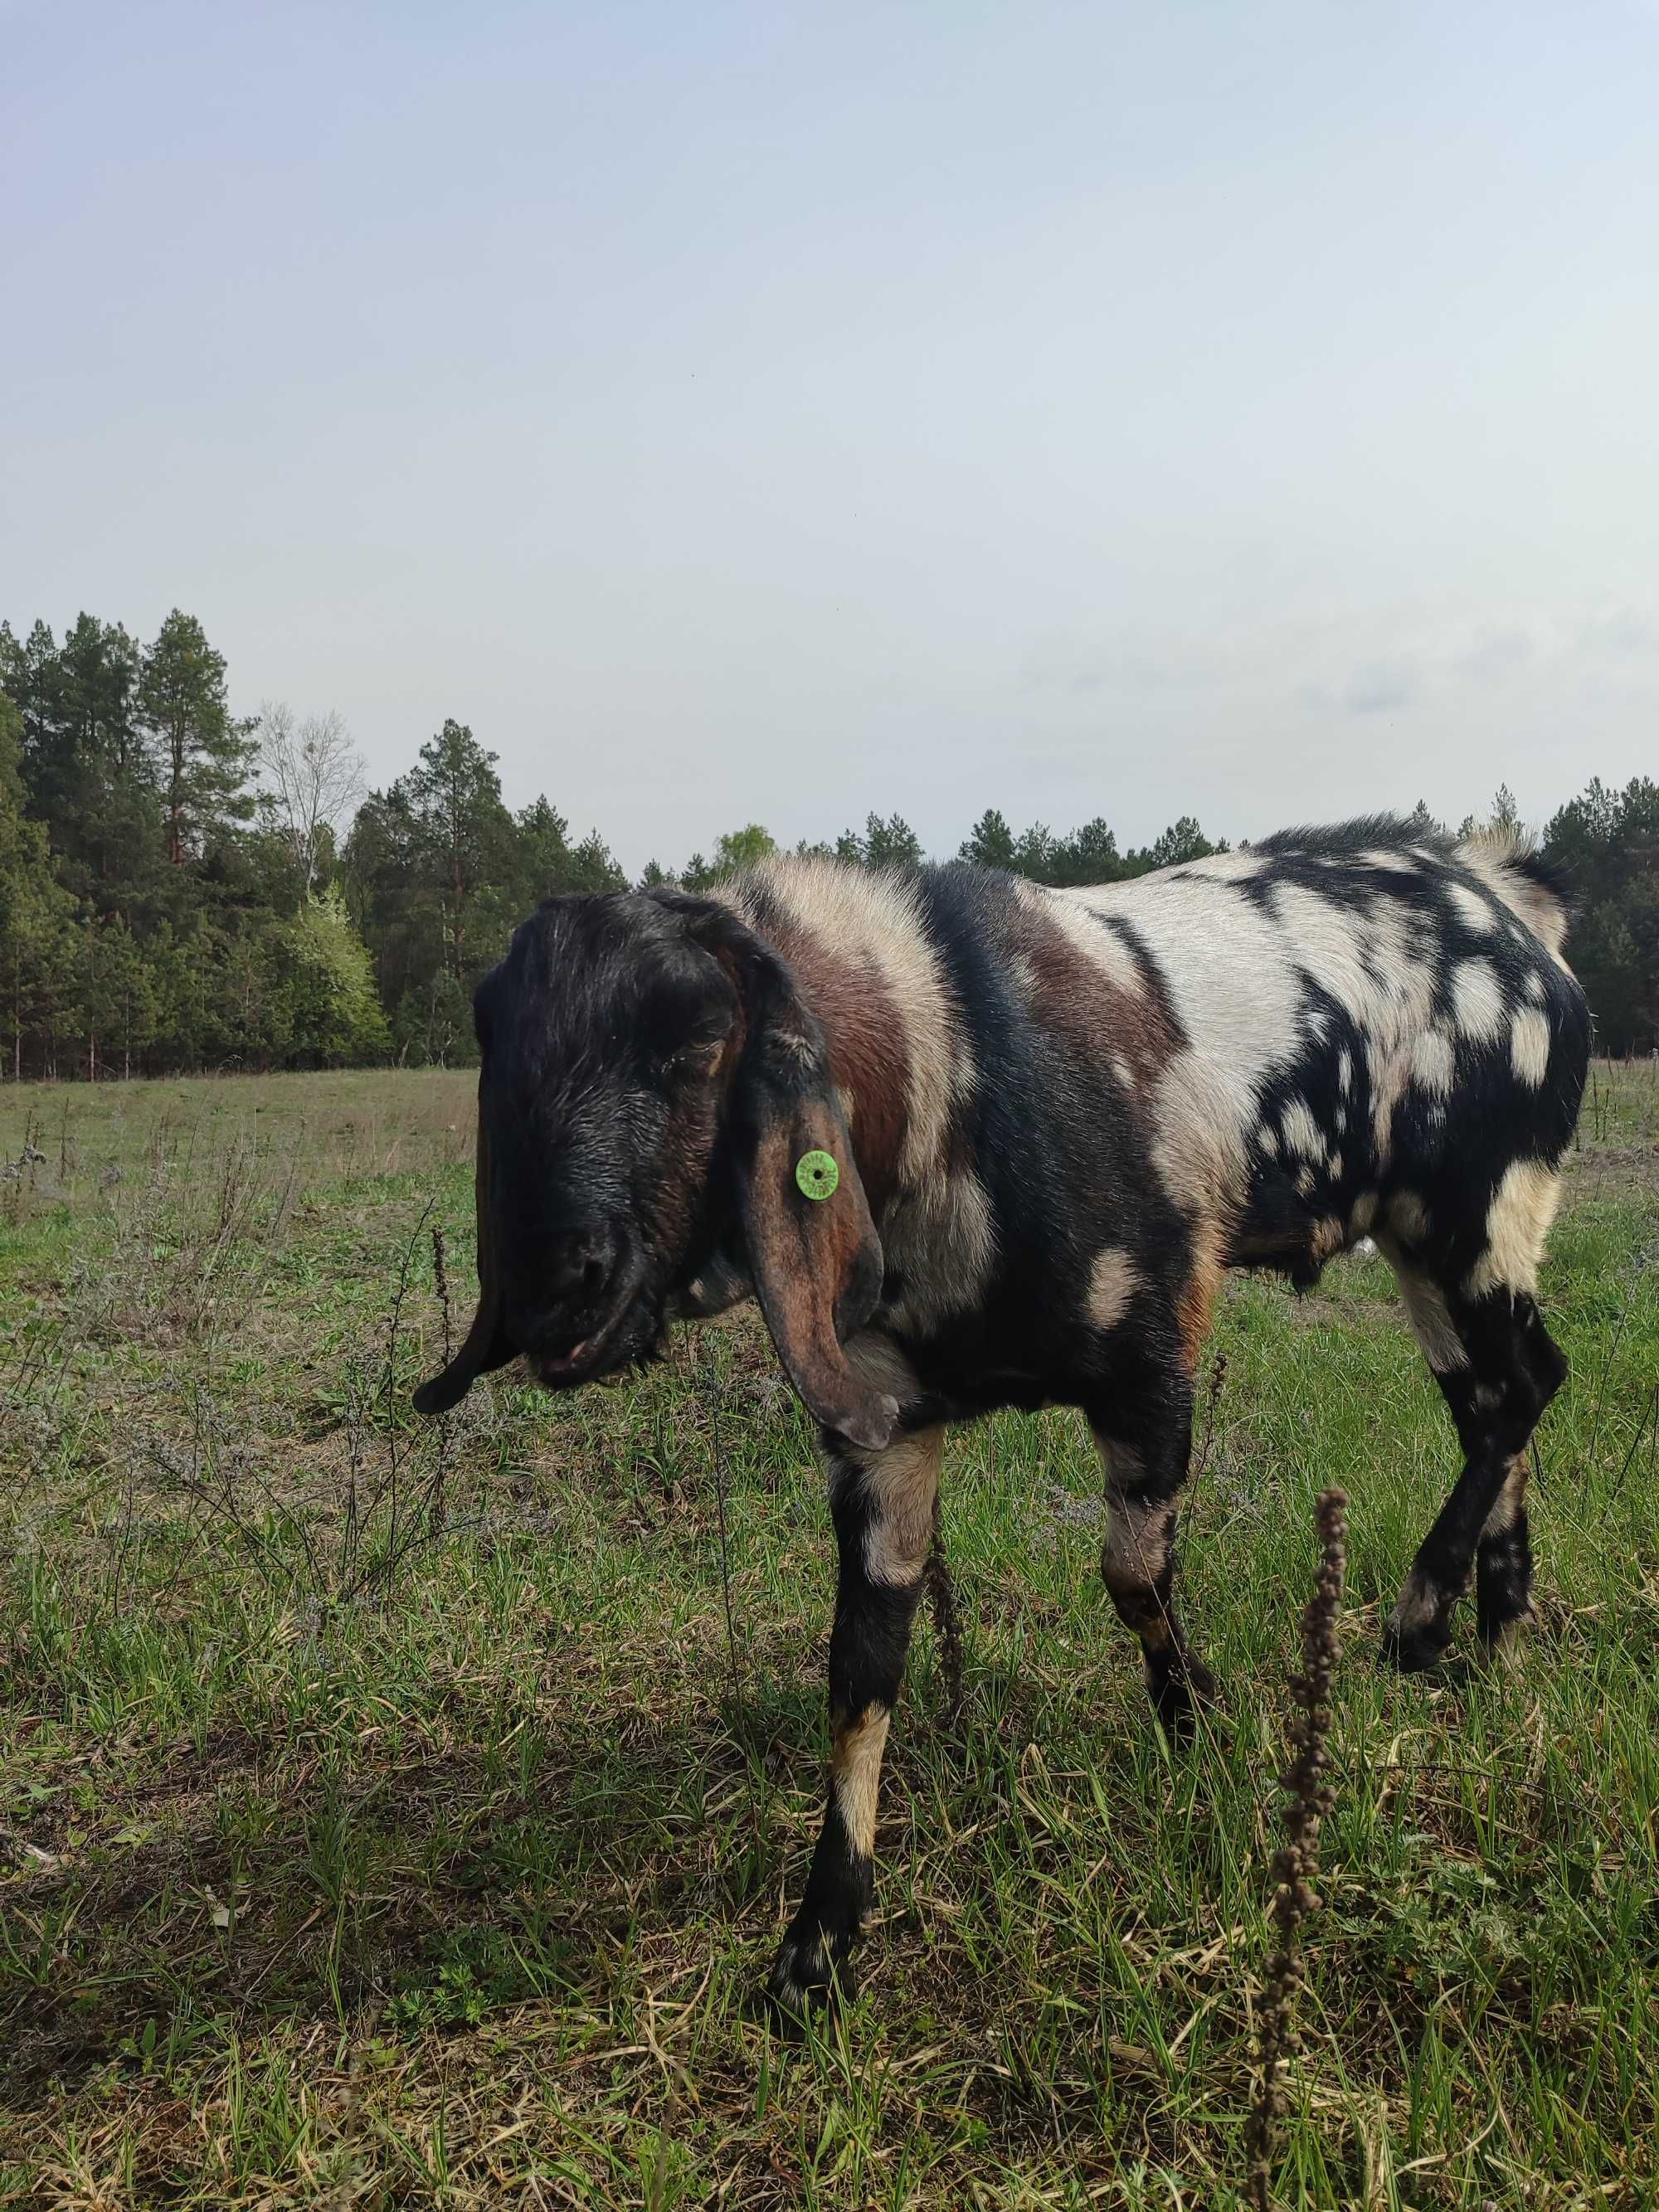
[923,1517,966,1723]
[1192,1349,1229,1485]
[132,1206,462,1617]
[1244,1485,1347,2211]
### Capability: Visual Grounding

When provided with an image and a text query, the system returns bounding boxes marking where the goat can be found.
[416,817,1589,2011]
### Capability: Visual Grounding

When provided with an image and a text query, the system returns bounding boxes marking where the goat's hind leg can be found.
[1474,1297,1566,1648]
[1382,1258,1566,1670]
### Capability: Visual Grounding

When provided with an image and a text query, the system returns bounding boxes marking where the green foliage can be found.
[0,612,384,1077]
[959,806,1017,869]
[343,730,625,1061]
[857,812,924,868]
[1544,776,1659,1053]
[684,824,778,887]
[956,805,1225,883]
[2,601,1652,1072]
[281,889,393,1067]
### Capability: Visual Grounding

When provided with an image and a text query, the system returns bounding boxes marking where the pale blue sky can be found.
[4,1,1656,871]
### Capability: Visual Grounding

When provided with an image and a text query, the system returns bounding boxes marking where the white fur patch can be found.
[844,1331,922,1403]
[1086,1247,1139,1331]
[1382,1252,1468,1372]
[832,1705,892,1859]
[1482,1457,1528,1535]
[1450,960,1507,1044]
[1148,1050,1253,1220]
[1093,1433,1175,1592]
[1280,1096,1324,1160]
[1411,1028,1455,1095]
[1465,1159,1562,1300]
[838,1373,942,1588]
[1457,831,1569,959]
[1061,868,1301,1093]
[1100,1493,1176,1595]
[1447,880,1496,935]
[1510,1008,1550,1087]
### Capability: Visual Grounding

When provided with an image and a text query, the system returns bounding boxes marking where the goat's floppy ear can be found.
[660,895,898,1453]
[414,1087,515,1414]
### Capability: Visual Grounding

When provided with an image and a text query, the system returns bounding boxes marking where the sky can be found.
[3,1,1657,875]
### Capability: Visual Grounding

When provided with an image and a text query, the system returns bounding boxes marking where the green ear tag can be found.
[795,1149,839,1200]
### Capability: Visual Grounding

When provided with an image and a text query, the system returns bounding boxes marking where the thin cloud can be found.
[1341,663,1418,716]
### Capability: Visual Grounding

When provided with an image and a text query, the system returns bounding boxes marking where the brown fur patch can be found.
[747,914,909,1218]
[1176,1247,1223,1369]
[1013,896,1183,1093]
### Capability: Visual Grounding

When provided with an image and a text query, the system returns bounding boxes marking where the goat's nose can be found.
[517,1227,622,1350]
[547,1228,614,1304]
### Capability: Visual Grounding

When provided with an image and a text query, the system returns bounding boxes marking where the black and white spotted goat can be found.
[416,817,1588,2010]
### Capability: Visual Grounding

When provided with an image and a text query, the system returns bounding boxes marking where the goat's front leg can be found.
[768,1420,943,2015]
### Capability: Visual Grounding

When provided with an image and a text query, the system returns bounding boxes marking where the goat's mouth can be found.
[520,1262,661,1391]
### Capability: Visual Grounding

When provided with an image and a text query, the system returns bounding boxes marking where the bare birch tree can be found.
[257,702,367,891]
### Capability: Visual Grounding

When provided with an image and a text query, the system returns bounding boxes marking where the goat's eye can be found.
[658,1039,718,1082]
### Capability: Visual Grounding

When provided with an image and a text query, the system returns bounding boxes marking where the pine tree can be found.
[565,829,627,892]
[75,914,158,1081]
[1049,817,1123,885]
[0,690,80,1081]
[514,795,574,902]
[959,809,1017,869]
[139,610,258,865]
[861,812,922,868]
[402,719,519,983]
[1144,816,1224,869]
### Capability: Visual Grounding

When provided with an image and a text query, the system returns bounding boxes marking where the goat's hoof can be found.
[1476,1604,1538,1662]
[1149,1657,1220,1743]
[766,1927,852,2026]
[1379,1617,1453,1675]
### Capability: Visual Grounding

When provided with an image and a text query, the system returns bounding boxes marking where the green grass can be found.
[2,1064,1657,2210]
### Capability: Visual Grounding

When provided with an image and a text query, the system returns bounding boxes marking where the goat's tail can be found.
[1457,827,1575,959]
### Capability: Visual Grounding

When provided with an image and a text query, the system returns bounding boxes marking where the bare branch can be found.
[256,699,367,892]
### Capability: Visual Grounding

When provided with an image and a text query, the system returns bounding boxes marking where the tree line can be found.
[2,607,1654,1079]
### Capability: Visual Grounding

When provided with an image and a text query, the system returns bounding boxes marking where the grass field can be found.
[2,1063,1657,2210]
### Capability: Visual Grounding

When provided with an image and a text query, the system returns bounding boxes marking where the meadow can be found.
[2,1063,1657,2210]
